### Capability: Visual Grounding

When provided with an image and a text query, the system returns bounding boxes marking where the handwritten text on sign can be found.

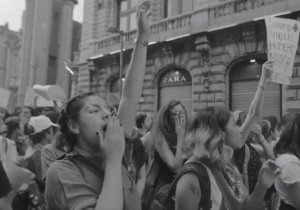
[265,17,300,84]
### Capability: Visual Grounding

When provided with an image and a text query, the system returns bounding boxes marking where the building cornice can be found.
[90,0,299,59]
[62,0,78,5]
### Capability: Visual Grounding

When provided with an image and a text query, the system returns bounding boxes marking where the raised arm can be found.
[240,61,273,141]
[118,2,150,135]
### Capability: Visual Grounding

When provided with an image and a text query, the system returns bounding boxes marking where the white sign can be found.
[0,88,11,109]
[36,97,55,107]
[266,17,300,84]
[24,87,36,106]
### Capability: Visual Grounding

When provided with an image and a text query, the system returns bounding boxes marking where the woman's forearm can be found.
[173,135,184,172]
[118,33,149,135]
[95,162,123,210]
[240,77,267,140]
[260,140,275,160]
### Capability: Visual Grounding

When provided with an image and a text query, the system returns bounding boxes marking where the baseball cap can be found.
[28,115,58,134]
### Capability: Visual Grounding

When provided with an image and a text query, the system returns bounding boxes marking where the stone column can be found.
[18,0,35,105]
[4,42,13,89]
[193,34,212,111]
[0,29,8,88]
[29,0,53,86]
[56,0,77,97]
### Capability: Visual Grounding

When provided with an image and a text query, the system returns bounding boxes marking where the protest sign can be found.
[24,87,36,106]
[265,17,300,84]
[0,87,10,109]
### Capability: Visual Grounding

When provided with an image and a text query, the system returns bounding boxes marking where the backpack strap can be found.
[165,161,212,210]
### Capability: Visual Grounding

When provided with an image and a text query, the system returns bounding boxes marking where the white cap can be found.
[28,115,58,134]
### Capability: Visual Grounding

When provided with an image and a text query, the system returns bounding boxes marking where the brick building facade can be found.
[76,0,300,117]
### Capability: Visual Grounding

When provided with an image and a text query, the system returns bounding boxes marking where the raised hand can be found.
[136,1,151,37]
[175,112,186,139]
[99,116,125,164]
[251,124,265,144]
[262,60,274,81]
[257,160,281,189]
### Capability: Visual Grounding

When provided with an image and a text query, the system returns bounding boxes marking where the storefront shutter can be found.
[231,81,281,119]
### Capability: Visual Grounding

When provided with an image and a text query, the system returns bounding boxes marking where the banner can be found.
[265,17,300,84]
[0,87,10,109]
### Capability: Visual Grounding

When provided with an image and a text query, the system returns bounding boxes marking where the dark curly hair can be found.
[58,92,96,151]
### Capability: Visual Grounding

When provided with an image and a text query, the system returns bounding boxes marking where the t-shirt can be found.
[45,153,142,210]
[21,150,44,192]
[0,160,12,198]
[275,153,300,207]
[41,143,65,179]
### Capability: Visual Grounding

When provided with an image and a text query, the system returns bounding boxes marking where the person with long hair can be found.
[274,113,300,210]
[142,100,187,210]
[232,111,264,194]
[45,3,150,210]
[175,61,280,210]
[176,106,280,210]
[152,101,187,174]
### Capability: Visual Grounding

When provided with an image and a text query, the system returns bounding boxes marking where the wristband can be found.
[134,38,148,47]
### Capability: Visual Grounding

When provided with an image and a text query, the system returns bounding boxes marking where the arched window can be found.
[230,59,282,119]
[158,68,192,117]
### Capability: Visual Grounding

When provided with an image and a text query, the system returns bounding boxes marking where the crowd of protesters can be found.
[0,2,299,210]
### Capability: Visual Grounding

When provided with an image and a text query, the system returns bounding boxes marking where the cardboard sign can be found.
[265,17,300,84]
[0,87,10,109]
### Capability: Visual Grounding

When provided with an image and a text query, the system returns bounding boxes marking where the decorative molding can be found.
[241,25,257,53]
[195,34,211,65]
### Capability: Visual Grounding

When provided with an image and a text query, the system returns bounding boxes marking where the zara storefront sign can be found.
[161,71,191,86]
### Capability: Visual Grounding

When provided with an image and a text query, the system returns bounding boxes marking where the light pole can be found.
[107,26,125,99]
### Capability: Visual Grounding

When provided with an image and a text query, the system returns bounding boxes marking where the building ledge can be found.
[90,0,300,59]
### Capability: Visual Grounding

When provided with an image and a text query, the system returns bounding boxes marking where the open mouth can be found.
[103,123,107,132]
